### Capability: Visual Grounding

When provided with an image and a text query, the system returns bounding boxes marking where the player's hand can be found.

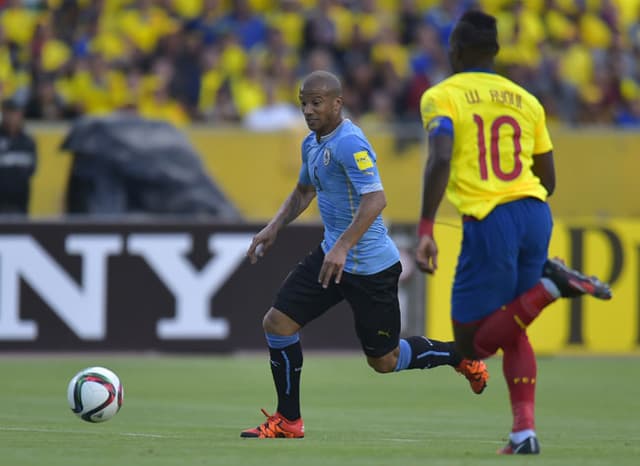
[318,244,348,288]
[415,235,438,274]
[246,226,277,264]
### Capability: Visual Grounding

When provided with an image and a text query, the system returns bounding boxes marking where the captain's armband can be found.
[427,116,454,139]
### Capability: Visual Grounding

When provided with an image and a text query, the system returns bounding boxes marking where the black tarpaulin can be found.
[61,114,242,219]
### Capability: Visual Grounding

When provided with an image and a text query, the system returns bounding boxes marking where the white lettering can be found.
[0,235,122,340]
[128,233,251,339]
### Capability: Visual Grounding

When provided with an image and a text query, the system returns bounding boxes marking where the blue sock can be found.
[394,338,412,371]
[395,336,461,372]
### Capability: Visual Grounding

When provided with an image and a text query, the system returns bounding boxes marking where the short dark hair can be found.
[300,70,343,97]
[451,10,499,57]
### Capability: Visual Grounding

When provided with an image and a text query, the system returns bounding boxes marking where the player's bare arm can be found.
[416,131,453,274]
[247,183,316,264]
[531,150,556,196]
[318,190,387,288]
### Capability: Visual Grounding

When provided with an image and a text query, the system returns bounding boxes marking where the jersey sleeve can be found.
[532,101,553,154]
[336,135,383,195]
[298,139,312,185]
[420,86,455,131]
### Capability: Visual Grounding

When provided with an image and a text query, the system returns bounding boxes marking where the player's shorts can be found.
[274,246,402,357]
[451,197,553,324]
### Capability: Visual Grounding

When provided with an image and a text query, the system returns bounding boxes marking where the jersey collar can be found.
[318,118,347,142]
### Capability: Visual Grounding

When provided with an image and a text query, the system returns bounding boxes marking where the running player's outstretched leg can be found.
[369,336,489,395]
[473,260,613,360]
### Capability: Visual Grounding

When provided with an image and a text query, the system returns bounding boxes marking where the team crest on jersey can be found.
[323,148,331,166]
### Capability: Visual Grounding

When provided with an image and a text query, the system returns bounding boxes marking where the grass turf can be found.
[0,354,638,466]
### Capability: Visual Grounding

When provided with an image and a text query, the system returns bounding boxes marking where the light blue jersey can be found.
[298,119,400,275]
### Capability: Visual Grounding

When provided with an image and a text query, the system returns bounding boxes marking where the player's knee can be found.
[367,355,396,373]
[262,308,300,335]
[473,340,495,359]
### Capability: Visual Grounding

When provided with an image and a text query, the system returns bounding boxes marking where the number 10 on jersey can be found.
[473,114,523,181]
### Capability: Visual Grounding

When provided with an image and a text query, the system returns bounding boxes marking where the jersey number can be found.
[473,114,523,181]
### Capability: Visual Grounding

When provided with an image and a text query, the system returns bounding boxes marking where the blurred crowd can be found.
[1,0,640,131]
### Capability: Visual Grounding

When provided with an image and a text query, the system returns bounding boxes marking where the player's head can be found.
[299,70,343,136]
[448,10,499,73]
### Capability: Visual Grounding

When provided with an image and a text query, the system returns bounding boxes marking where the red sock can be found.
[503,332,537,432]
[473,282,555,358]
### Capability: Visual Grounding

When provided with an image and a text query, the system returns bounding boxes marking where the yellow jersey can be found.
[420,71,553,220]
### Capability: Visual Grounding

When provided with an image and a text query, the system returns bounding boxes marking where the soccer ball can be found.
[67,366,124,423]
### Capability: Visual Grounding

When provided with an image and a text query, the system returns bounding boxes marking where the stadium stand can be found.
[0,0,639,128]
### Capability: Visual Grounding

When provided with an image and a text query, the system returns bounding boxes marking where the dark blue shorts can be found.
[451,198,553,323]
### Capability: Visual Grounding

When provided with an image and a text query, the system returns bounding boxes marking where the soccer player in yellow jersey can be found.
[415,11,612,455]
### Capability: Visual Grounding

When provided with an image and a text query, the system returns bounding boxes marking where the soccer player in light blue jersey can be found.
[240,70,489,439]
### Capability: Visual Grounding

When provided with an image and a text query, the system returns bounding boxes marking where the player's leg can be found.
[448,320,489,394]
[342,262,457,372]
[241,246,342,439]
[366,335,463,374]
[472,200,553,359]
[463,199,549,454]
[262,309,303,423]
[456,200,611,453]
[341,261,487,393]
[495,222,548,454]
[492,199,550,454]
[451,202,522,355]
[469,261,612,360]
[451,203,535,400]
[472,200,611,358]
[496,330,540,454]
[456,266,602,453]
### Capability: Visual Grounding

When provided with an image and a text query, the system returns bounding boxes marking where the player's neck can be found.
[459,59,495,74]
[460,66,495,73]
[315,118,344,141]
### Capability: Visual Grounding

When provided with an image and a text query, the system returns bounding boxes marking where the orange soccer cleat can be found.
[455,359,489,394]
[240,409,305,439]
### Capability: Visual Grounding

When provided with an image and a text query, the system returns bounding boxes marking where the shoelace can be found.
[467,362,485,379]
[459,361,483,378]
[256,409,285,438]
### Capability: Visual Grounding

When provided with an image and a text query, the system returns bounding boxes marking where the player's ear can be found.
[334,96,343,113]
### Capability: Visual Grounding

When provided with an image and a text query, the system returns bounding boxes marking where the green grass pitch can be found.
[0,354,638,466]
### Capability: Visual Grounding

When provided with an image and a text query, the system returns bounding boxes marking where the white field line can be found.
[0,425,179,439]
[380,437,503,445]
